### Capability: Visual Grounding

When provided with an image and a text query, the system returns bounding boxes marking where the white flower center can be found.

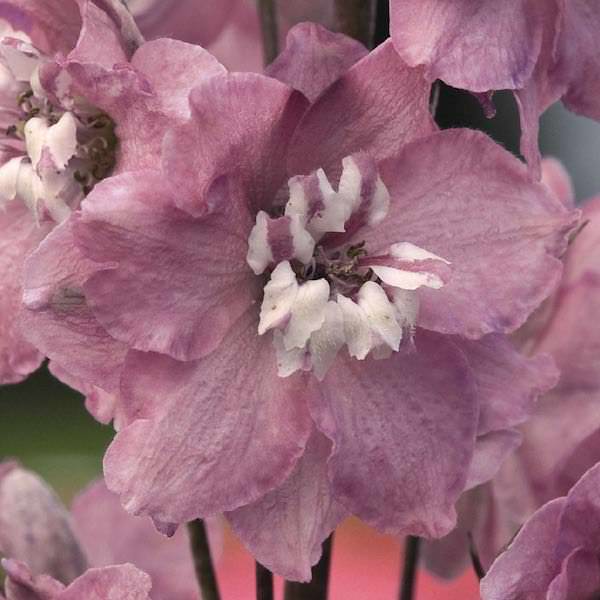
[0,30,117,224]
[247,153,451,380]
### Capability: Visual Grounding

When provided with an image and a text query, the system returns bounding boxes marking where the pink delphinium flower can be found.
[480,461,600,600]
[21,25,576,580]
[0,460,217,599]
[390,0,600,175]
[0,0,228,385]
[422,158,600,578]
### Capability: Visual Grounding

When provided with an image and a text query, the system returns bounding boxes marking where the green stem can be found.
[187,519,220,600]
[256,561,274,600]
[334,0,377,47]
[399,536,420,600]
[284,534,333,600]
[257,0,279,65]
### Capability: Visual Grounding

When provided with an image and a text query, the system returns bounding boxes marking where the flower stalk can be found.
[187,519,220,600]
[334,0,376,47]
[256,561,274,600]
[284,534,333,600]
[257,0,279,65]
[399,536,420,600]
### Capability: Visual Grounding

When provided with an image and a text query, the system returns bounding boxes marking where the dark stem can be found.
[468,532,486,580]
[399,536,420,600]
[284,534,333,600]
[334,0,377,47]
[256,561,274,600]
[187,519,220,600]
[257,0,279,65]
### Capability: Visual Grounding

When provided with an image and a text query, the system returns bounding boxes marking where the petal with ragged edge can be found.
[390,0,543,92]
[267,23,367,102]
[228,430,348,582]
[75,171,258,362]
[104,311,313,524]
[163,73,308,216]
[310,331,478,537]
[20,215,127,394]
[0,202,46,384]
[375,129,578,339]
[288,40,435,180]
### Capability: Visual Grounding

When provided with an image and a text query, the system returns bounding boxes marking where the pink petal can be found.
[546,548,600,600]
[104,311,313,523]
[163,73,308,216]
[0,462,86,584]
[311,331,478,537]
[71,480,215,600]
[554,0,600,121]
[0,202,46,384]
[20,215,128,395]
[266,23,367,102]
[480,498,565,600]
[59,564,152,600]
[541,157,575,208]
[227,430,348,582]
[390,0,543,92]
[376,128,578,338]
[2,559,65,600]
[288,39,435,180]
[454,334,559,436]
[76,172,258,362]
[132,0,236,47]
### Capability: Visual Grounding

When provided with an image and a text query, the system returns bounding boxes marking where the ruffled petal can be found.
[288,39,435,180]
[228,430,348,582]
[104,310,313,523]
[546,548,600,600]
[75,171,258,362]
[480,498,565,600]
[71,480,217,600]
[390,0,544,92]
[163,72,308,216]
[375,128,578,338]
[266,23,367,102]
[0,202,46,384]
[20,214,128,394]
[310,331,478,537]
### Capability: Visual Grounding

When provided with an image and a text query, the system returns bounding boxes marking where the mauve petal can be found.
[131,0,235,47]
[47,361,123,429]
[454,334,558,436]
[480,498,565,600]
[20,215,128,395]
[227,430,348,582]
[466,430,522,490]
[76,171,258,362]
[0,202,46,384]
[541,157,575,208]
[0,1,81,55]
[59,564,152,600]
[69,0,129,69]
[514,3,564,177]
[310,331,478,537]
[556,463,600,561]
[104,311,313,523]
[66,39,224,173]
[554,0,600,122]
[390,0,543,92]
[0,463,87,584]
[546,548,600,600]
[376,128,578,339]
[266,23,367,103]
[287,39,435,180]
[2,559,65,600]
[71,480,215,600]
[163,73,308,216]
